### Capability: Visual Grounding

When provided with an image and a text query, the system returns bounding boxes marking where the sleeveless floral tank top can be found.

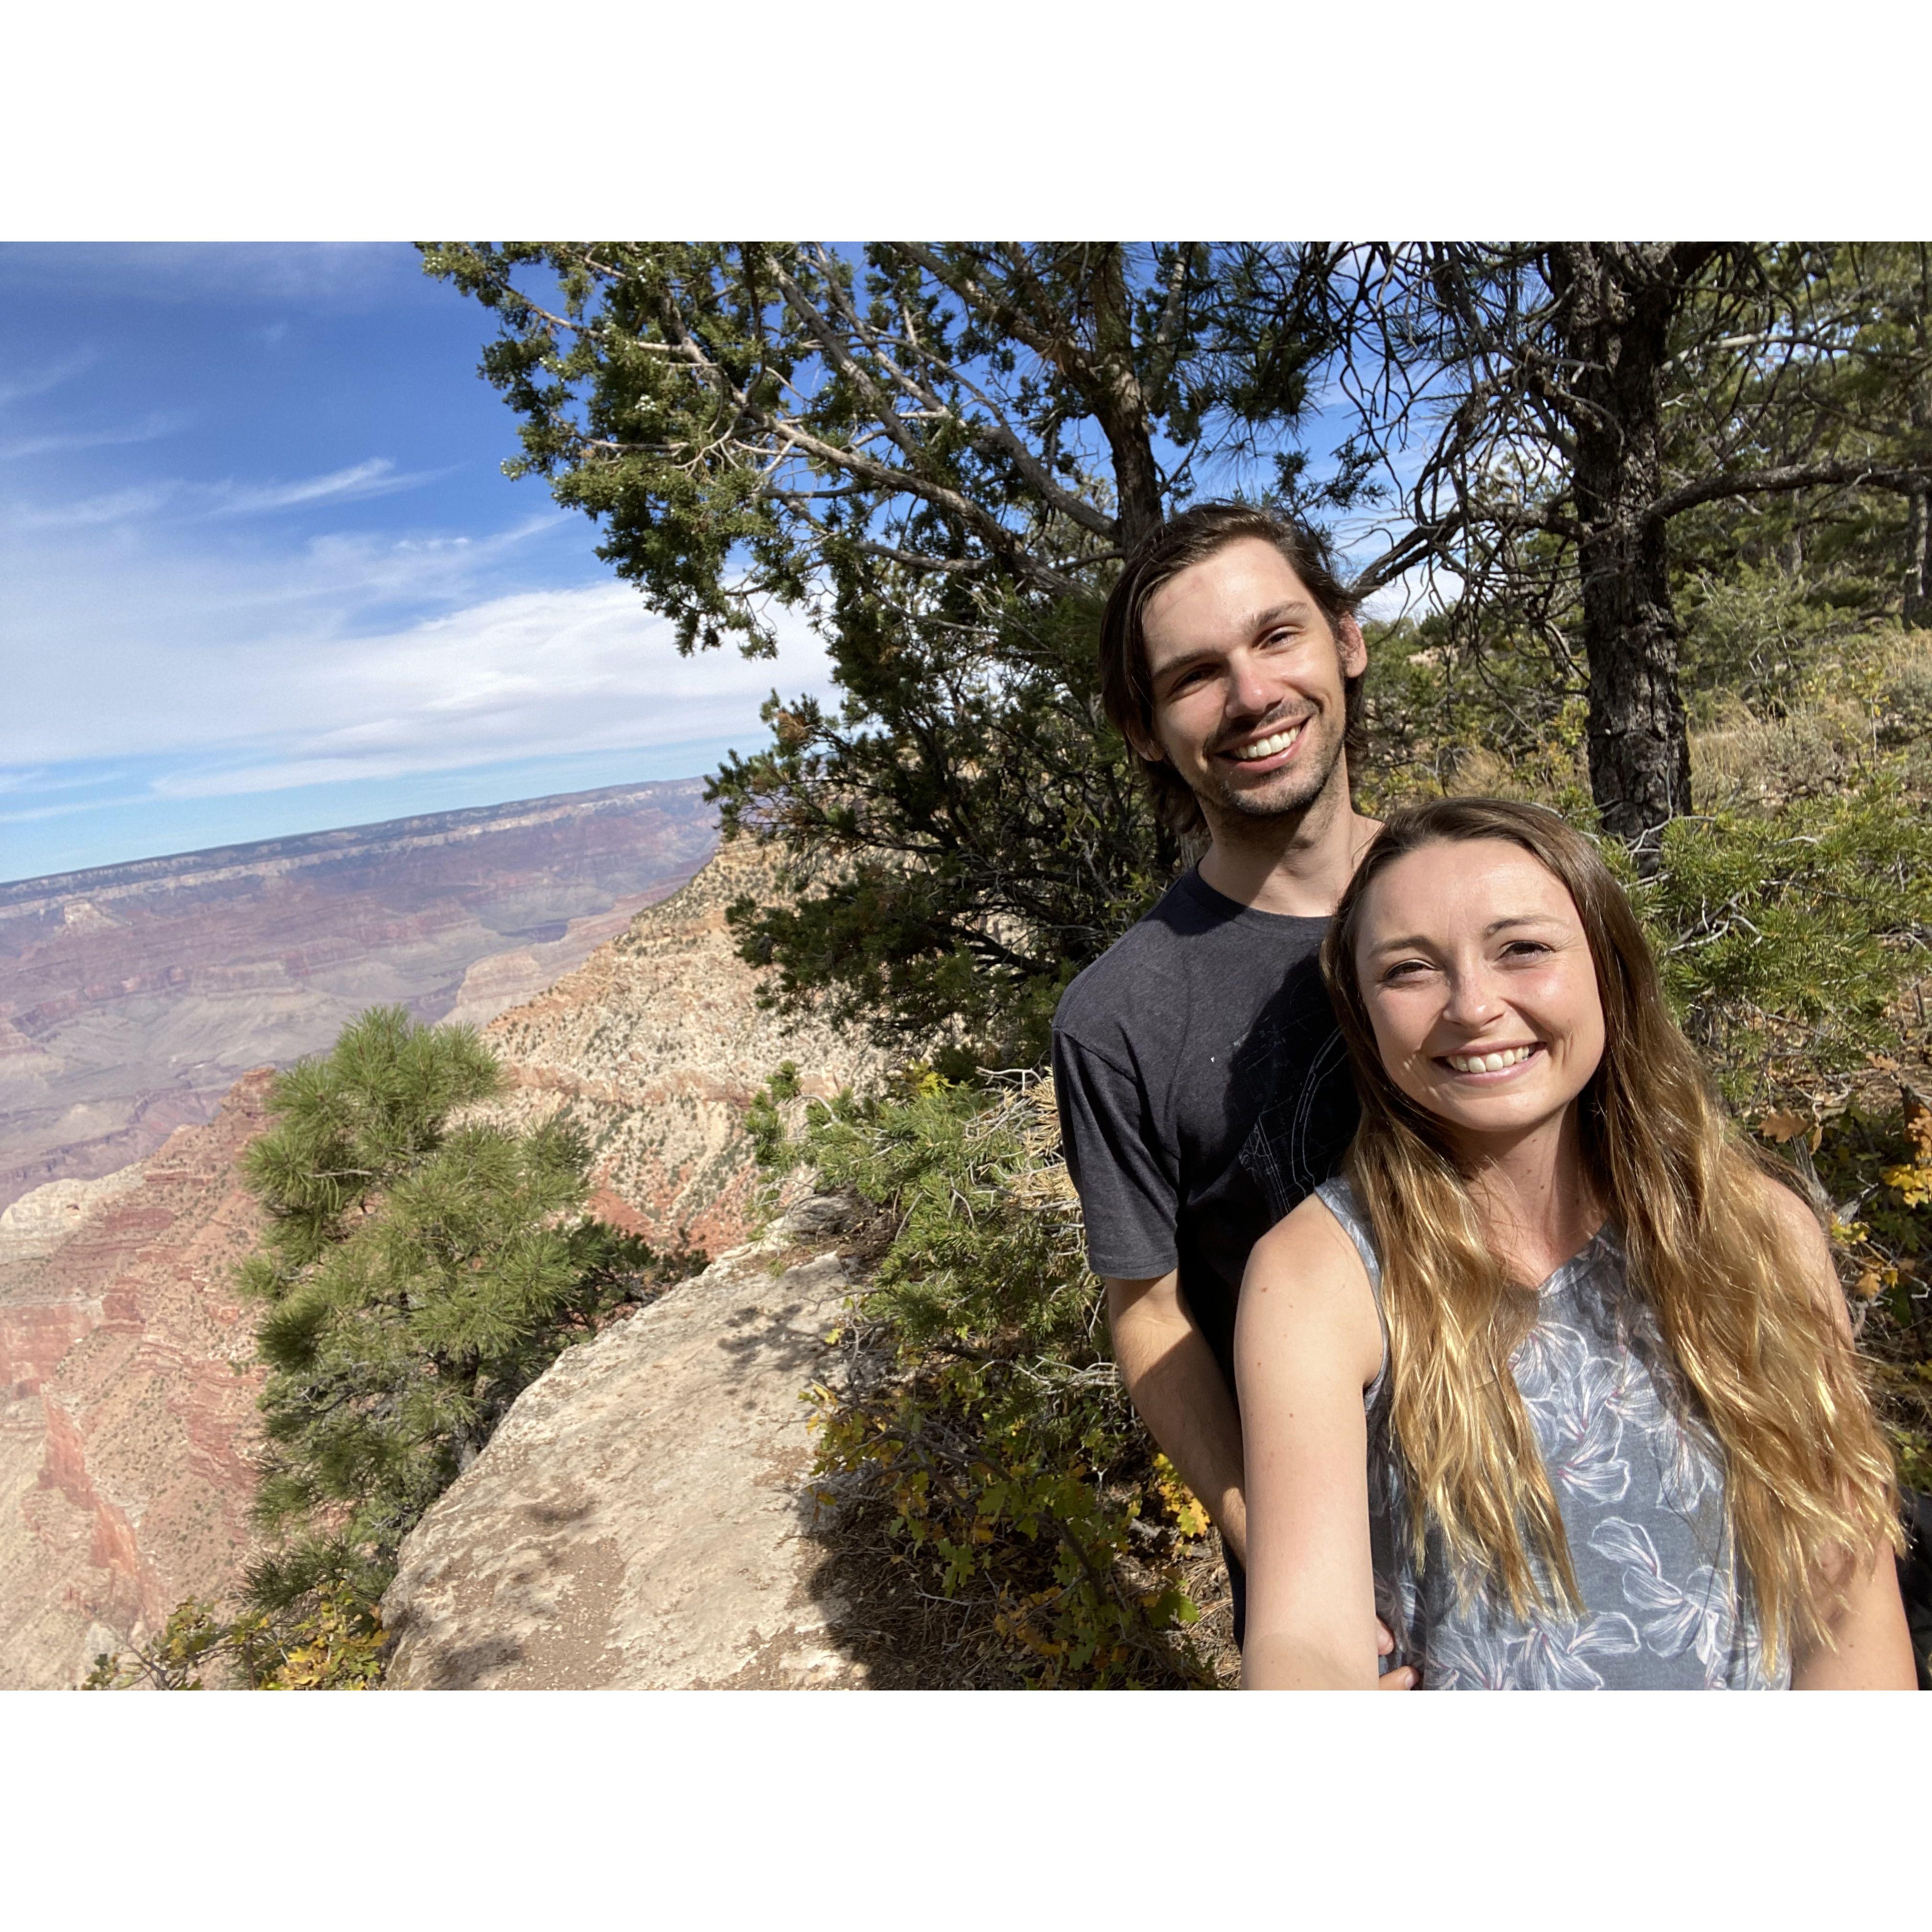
[1315,1177,1787,1690]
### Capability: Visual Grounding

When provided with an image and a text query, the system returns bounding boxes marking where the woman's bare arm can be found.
[1761,1180,1917,1690]
[1235,1195,1394,1689]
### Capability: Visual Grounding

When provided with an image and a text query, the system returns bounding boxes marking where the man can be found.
[1052,500,1393,1663]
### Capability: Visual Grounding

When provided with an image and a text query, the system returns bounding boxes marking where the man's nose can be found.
[1224,651,1274,716]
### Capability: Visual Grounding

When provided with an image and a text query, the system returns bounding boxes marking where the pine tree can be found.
[234,1006,667,1610]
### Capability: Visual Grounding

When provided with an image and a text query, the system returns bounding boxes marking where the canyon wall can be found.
[0,1074,272,1688]
[0,834,886,1684]
[0,779,718,1214]
[482,838,889,1254]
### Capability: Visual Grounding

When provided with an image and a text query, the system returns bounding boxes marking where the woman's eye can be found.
[1381,959,1432,983]
[1502,941,1550,960]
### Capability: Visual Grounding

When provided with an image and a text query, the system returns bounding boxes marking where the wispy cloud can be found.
[0,410,187,462]
[0,243,419,312]
[207,456,448,517]
[15,483,183,529]
[0,348,101,409]
[9,455,451,530]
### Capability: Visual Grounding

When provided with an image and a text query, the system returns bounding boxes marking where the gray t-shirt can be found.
[1051,867,1357,1398]
[1318,1176,1787,1690]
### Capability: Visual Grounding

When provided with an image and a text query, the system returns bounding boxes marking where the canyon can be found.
[0,778,720,1216]
[0,815,885,1686]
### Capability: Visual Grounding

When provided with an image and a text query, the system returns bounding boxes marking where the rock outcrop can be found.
[0,832,887,1688]
[0,1075,272,1688]
[482,840,890,1254]
[380,1201,869,1690]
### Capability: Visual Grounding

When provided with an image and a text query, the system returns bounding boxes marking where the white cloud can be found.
[0,411,187,462]
[4,569,835,795]
[208,457,447,516]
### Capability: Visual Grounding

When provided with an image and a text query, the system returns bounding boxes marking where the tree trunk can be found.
[1908,248,1932,630]
[1084,245,1165,552]
[1547,245,1699,843]
[1908,486,1931,629]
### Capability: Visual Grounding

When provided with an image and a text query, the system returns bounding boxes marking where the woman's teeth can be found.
[1231,724,1302,761]
[1445,1045,1537,1073]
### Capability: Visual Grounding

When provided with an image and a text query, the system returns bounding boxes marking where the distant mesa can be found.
[0,778,720,1216]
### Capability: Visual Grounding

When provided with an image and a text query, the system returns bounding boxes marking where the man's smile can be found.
[1220,719,1307,767]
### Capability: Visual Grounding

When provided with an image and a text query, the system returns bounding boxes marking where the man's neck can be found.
[1195,775,1378,919]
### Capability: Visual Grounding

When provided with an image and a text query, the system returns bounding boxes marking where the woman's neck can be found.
[1454,1104,1604,1287]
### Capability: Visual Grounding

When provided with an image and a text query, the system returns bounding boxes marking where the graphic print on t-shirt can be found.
[1234,948,1358,1223]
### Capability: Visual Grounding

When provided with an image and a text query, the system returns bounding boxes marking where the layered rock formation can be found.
[0,779,717,1213]
[381,1200,869,1690]
[482,839,889,1254]
[1,831,891,1687]
[0,1074,272,1688]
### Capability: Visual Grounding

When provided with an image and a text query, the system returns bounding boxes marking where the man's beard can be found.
[1194,713,1347,827]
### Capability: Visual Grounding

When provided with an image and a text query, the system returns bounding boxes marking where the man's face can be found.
[1133,537,1368,828]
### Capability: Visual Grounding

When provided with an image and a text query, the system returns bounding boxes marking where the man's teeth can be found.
[1445,1045,1537,1073]
[1230,724,1302,761]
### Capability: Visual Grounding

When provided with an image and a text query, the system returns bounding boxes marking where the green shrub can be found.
[792,1070,1218,1688]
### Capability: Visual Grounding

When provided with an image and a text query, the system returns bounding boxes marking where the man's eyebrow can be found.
[1248,600,1312,632]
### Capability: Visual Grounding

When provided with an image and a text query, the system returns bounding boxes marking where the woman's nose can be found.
[1440,966,1504,1028]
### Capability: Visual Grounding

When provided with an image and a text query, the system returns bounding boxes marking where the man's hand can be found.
[1374,1620,1417,1689]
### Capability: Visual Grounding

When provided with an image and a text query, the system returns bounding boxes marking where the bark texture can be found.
[1548,244,1706,841]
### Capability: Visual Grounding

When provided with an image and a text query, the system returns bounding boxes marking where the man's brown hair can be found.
[1098,501,1365,840]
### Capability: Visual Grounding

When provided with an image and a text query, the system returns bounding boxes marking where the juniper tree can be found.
[235,1006,664,1610]
[1349,244,1932,842]
[422,243,1368,1061]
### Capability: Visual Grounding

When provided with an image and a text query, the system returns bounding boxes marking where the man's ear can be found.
[1125,722,1167,766]
[1337,611,1368,680]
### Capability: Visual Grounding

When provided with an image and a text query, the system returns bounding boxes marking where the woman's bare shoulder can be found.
[1238,1192,1382,1387]
[1751,1166,1852,1338]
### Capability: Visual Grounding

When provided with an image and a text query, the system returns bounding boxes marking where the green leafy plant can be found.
[792,1071,1220,1688]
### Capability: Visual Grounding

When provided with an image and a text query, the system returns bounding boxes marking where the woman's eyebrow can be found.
[1483,914,1568,935]
[1365,913,1566,954]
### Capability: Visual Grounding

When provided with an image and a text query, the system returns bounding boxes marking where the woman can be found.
[1236,797,1913,1689]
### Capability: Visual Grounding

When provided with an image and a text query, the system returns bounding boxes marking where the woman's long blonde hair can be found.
[1322,797,1901,1658]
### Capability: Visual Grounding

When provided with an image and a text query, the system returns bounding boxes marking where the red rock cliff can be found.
[0,1074,271,1687]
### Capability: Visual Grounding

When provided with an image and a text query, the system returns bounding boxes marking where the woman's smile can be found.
[1436,1040,1545,1079]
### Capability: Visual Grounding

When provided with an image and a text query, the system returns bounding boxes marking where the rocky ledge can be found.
[380,1196,872,1690]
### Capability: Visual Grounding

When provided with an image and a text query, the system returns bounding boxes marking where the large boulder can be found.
[379,1203,871,1690]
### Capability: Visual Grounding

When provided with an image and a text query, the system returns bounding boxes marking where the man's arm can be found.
[1106,1271,1249,1564]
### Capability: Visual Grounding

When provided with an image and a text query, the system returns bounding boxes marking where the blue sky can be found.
[2,242,1424,888]
[0,243,837,883]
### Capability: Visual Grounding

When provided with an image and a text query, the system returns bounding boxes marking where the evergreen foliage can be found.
[420,243,1365,1061]
[234,1007,676,1617]
[714,594,1180,1070]
[781,1070,1218,1687]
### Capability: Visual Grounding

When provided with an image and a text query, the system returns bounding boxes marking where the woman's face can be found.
[1352,838,1607,1149]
